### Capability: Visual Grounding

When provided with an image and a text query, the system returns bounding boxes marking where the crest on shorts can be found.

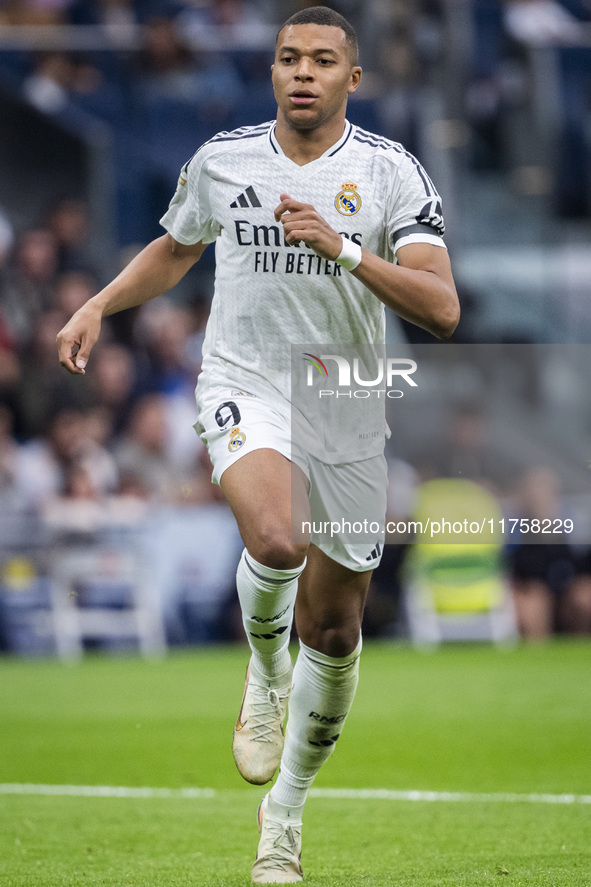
[335,182,361,216]
[228,427,246,452]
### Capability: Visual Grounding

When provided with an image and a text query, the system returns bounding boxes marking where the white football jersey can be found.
[160,119,446,461]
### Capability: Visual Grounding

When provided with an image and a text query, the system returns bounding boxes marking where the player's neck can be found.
[274,114,347,166]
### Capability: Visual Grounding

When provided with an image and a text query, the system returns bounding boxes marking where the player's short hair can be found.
[277,6,359,66]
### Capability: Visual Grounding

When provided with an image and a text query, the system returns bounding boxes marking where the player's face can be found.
[272,24,361,133]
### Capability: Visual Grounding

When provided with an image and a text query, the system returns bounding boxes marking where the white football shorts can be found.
[194,385,387,572]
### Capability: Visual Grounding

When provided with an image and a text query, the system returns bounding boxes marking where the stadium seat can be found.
[402,478,518,645]
[49,541,166,659]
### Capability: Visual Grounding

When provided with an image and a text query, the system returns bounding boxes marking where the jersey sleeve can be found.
[159,148,222,246]
[387,151,446,255]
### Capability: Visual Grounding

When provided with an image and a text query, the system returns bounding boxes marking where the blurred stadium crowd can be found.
[1,0,591,654]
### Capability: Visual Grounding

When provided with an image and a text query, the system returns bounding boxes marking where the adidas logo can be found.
[231,186,262,209]
[249,625,289,641]
[309,733,340,748]
[366,543,383,563]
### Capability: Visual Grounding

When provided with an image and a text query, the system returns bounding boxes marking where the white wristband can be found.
[335,236,362,271]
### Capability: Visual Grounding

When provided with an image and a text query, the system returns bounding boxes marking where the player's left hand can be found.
[274,194,343,261]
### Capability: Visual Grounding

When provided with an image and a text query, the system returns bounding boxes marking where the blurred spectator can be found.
[133,300,199,396]
[12,406,116,510]
[0,314,20,397]
[466,0,529,171]
[207,0,266,28]
[134,16,202,103]
[113,393,187,501]
[41,452,149,537]
[500,0,591,216]
[562,548,591,632]
[507,466,577,639]
[45,198,99,276]
[16,309,92,437]
[2,228,59,346]
[377,33,421,153]
[52,270,98,318]
[132,14,245,132]
[555,44,591,216]
[87,342,138,437]
[0,0,72,26]
[412,402,522,494]
[0,206,15,268]
[23,51,125,125]
[0,403,17,498]
[81,405,119,493]
[132,300,206,469]
[23,52,74,115]
[59,460,99,497]
[41,461,105,534]
[178,0,271,48]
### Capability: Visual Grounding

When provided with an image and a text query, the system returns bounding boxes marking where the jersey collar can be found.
[268,120,354,161]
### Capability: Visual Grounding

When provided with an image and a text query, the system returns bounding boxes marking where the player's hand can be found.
[274,193,343,260]
[56,300,103,374]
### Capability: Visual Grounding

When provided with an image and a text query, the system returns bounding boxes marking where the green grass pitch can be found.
[1,640,590,886]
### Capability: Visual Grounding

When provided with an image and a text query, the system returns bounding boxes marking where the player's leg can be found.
[251,452,386,882]
[221,446,310,569]
[220,448,311,785]
[272,545,369,809]
[252,546,371,884]
[295,543,370,655]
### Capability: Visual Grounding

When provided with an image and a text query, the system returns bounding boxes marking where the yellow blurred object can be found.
[403,479,518,644]
[1,557,37,592]
[415,545,505,614]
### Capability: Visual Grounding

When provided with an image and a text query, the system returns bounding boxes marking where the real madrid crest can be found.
[335,182,361,216]
[228,427,246,452]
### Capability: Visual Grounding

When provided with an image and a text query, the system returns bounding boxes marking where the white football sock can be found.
[236,549,305,685]
[270,637,362,817]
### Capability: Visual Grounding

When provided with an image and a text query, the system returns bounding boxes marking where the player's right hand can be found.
[274,193,342,260]
[56,301,103,375]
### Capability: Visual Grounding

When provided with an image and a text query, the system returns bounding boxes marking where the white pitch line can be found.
[309,788,591,805]
[0,784,215,799]
[0,784,590,805]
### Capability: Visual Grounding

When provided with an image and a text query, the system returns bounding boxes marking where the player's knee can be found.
[301,618,362,659]
[251,532,308,571]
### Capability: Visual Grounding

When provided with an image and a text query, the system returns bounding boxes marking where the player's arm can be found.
[352,240,459,340]
[274,194,459,340]
[57,234,207,374]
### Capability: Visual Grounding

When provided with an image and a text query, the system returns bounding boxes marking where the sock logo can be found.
[251,604,291,624]
[309,711,347,725]
[249,625,289,640]
[309,733,340,748]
